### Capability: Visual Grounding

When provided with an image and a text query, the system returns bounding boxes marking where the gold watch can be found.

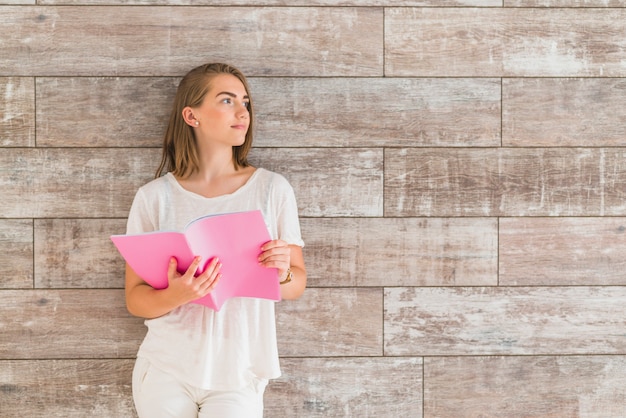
[280,268,293,285]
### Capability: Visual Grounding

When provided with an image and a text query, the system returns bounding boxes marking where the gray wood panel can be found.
[0,6,383,77]
[424,356,626,417]
[0,219,33,289]
[266,357,423,417]
[34,218,127,288]
[503,78,626,147]
[301,217,497,287]
[385,148,626,217]
[385,286,626,356]
[276,288,383,357]
[507,0,626,6]
[0,359,137,418]
[42,0,499,6]
[500,217,626,286]
[0,77,34,147]
[385,8,626,77]
[0,289,145,359]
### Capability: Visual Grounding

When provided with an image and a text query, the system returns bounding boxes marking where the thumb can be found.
[168,257,179,280]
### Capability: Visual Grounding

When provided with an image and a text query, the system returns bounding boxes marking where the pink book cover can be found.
[110,210,280,311]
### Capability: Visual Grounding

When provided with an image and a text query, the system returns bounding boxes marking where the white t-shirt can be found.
[125,168,304,390]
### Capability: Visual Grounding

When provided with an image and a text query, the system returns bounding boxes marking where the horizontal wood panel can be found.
[251,148,384,217]
[384,148,626,217]
[0,289,145,359]
[266,357,422,417]
[503,78,626,147]
[301,217,497,287]
[41,0,499,6]
[0,219,33,289]
[385,287,626,356]
[276,288,383,357]
[507,0,626,6]
[0,359,136,418]
[0,77,34,147]
[424,356,626,417]
[385,8,626,77]
[0,6,382,77]
[34,219,127,289]
[500,217,626,286]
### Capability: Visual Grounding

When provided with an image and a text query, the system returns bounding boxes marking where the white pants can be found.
[132,357,267,418]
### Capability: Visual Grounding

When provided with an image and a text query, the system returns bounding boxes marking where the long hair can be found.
[155,63,254,179]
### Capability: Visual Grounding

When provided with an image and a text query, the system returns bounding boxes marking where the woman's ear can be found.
[182,106,198,127]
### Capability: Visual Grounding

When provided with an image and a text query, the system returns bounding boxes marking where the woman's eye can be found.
[222,98,232,104]
[243,102,250,109]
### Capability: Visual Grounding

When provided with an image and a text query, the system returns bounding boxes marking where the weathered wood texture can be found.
[3,2,626,417]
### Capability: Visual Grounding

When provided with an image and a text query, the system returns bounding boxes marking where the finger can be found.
[168,257,180,280]
[261,239,288,251]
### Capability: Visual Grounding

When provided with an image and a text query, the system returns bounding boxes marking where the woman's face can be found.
[191,73,250,148]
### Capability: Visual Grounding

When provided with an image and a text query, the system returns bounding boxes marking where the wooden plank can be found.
[384,148,626,217]
[0,6,382,77]
[266,357,422,417]
[34,219,127,289]
[385,287,626,356]
[42,0,499,6]
[0,219,33,289]
[424,356,626,417]
[250,148,384,217]
[253,78,501,147]
[385,8,626,77]
[503,78,626,147]
[36,77,177,147]
[0,77,34,147]
[0,148,158,218]
[300,217,497,287]
[507,0,626,6]
[500,217,626,286]
[0,289,145,359]
[0,359,136,418]
[276,288,383,357]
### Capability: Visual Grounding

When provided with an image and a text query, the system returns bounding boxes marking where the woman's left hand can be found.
[258,239,291,278]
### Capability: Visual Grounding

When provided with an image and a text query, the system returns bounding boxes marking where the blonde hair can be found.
[155,63,254,178]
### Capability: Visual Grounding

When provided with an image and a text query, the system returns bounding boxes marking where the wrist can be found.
[280,268,293,285]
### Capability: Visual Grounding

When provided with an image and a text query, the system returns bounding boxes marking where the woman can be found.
[124,63,306,417]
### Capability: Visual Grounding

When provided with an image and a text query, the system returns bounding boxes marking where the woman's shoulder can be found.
[254,167,292,189]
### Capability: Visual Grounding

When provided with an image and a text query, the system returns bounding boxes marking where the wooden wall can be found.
[1,2,626,417]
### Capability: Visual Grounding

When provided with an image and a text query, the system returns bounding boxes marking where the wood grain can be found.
[0,289,145,359]
[301,217,497,287]
[276,288,383,357]
[424,356,626,417]
[41,0,499,6]
[34,219,127,289]
[0,359,137,418]
[0,219,33,289]
[0,6,382,77]
[266,357,422,417]
[385,8,626,77]
[385,286,626,356]
[0,77,34,147]
[503,78,626,147]
[500,217,626,286]
[385,148,626,217]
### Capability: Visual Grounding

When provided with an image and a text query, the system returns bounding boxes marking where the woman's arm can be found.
[125,256,221,319]
[258,241,307,300]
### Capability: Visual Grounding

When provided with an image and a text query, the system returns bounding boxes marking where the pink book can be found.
[110,210,280,311]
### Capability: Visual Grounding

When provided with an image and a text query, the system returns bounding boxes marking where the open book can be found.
[110,210,280,311]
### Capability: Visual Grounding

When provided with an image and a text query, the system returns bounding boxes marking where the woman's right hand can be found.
[166,256,221,306]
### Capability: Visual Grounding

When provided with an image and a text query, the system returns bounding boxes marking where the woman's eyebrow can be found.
[215,91,249,100]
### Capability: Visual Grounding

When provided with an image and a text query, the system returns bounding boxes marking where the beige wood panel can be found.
[36,77,178,147]
[266,357,423,417]
[0,219,33,289]
[250,148,384,217]
[507,0,626,6]
[276,288,383,357]
[0,359,137,418]
[0,77,34,146]
[254,78,500,147]
[385,148,626,217]
[424,356,626,417]
[500,217,626,286]
[42,0,499,6]
[0,289,145,359]
[385,8,626,77]
[385,287,626,356]
[0,6,382,77]
[503,78,626,147]
[0,148,157,218]
[301,217,497,287]
[34,219,127,289]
